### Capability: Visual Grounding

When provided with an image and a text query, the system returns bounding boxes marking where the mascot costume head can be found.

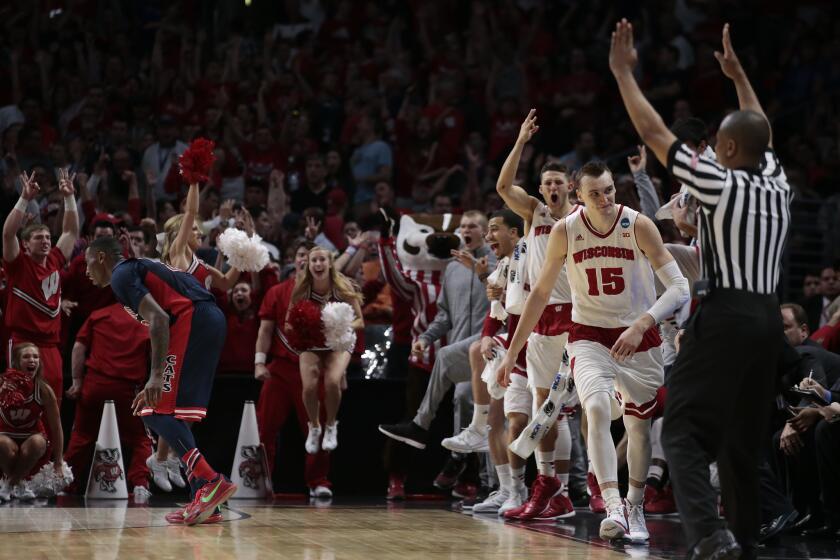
[377,209,462,371]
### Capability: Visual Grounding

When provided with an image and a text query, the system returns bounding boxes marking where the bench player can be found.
[493,110,578,519]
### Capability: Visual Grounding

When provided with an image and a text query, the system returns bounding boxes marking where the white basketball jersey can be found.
[506,237,528,315]
[564,206,656,328]
[526,202,576,304]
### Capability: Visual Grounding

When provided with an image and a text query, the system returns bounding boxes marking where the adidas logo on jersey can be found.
[575,234,584,241]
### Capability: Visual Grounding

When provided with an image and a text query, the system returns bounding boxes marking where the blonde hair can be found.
[161,214,187,265]
[291,247,363,306]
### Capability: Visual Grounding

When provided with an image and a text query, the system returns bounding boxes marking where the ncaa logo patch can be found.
[620,217,630,228]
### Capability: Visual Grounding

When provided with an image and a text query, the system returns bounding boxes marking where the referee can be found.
[609,21,791,560]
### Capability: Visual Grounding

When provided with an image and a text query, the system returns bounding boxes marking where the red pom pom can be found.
[0,370,34,409]
[178,137,216,185]
[285,300,325,351]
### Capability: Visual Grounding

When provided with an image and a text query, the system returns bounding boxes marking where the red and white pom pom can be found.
[322,302,357,353]
[216,228,269,272]
[0,370,33,409]
[286,300,326,351]
[178,137,216,184]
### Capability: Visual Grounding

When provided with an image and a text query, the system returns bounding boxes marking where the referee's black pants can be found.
[662,289,782,550]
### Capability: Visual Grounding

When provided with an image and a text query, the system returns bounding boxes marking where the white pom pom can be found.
[481,347,507,400]
[216,229,270,272]
[28,461,74,497]
[321,302,357,352]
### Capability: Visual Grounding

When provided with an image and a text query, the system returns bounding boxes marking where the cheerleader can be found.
[288,246,363,453]
[0,343,64,500]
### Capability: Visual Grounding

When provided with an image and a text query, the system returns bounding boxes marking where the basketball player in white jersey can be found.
[494,109,578,520]
[454,212,533,515]
[498,161,689,541]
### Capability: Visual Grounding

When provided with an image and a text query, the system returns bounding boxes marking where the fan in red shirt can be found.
[63,303,153,499]
[59,214,123,348]
[217,282,261,376]
[254,240,332,498]
[2,169,79,408]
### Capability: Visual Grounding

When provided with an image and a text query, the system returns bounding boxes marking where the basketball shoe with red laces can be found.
[183,476,238,526]
[534,492,576,520]
[508,475,560,521]
[588,472,606,513]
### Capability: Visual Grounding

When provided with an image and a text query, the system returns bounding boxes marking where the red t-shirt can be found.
[258,278,298,362]
[217,305,260,375]
[3,246,66,345]
[240,142,286,182]
[75,303,150,383]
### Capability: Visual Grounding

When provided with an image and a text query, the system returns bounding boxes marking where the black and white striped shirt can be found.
[667,142,792,295]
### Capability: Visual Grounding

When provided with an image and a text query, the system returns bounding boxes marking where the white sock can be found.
[558,472,569,494]
[512,466,526,487]
[627,484,644,505]
[647,464,664,481]
[536,450,555,477]
[472,404,490,429]
[602,487,622,511]
[495,464,513,490]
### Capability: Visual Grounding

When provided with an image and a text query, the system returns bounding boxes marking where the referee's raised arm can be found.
[608,19,792,560]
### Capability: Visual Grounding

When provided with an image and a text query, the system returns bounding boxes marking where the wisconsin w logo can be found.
[41,272,59,300]
[10,409,31,422]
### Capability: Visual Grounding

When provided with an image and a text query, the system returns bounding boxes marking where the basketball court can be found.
[2,497,836,559]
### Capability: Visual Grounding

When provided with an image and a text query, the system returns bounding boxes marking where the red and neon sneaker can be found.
[515,475,560,521]
[588,472,606,514]
[165,507,224,525]
[183,476,238,526]
[534,493,576,520]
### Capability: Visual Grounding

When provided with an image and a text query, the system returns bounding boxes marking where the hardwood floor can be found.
[0,500,628,560]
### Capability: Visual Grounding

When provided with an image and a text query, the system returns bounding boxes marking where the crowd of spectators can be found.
[0,0,839,537]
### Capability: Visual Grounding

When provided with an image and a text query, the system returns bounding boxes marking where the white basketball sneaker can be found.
[626,499,649,543]
[146,456,172,492]
[0,478,10,502]
[305,424,322,454]
[498,485,527,516]
[441,425,489,453]
[166,457,187,488]
[473,488,510,514]
[322,423,339,452]
[133,486,153,504]
[309,485,333,499]
[599,504,629,540]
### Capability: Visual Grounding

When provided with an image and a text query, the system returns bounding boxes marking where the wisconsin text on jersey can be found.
[572,247,636,263]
